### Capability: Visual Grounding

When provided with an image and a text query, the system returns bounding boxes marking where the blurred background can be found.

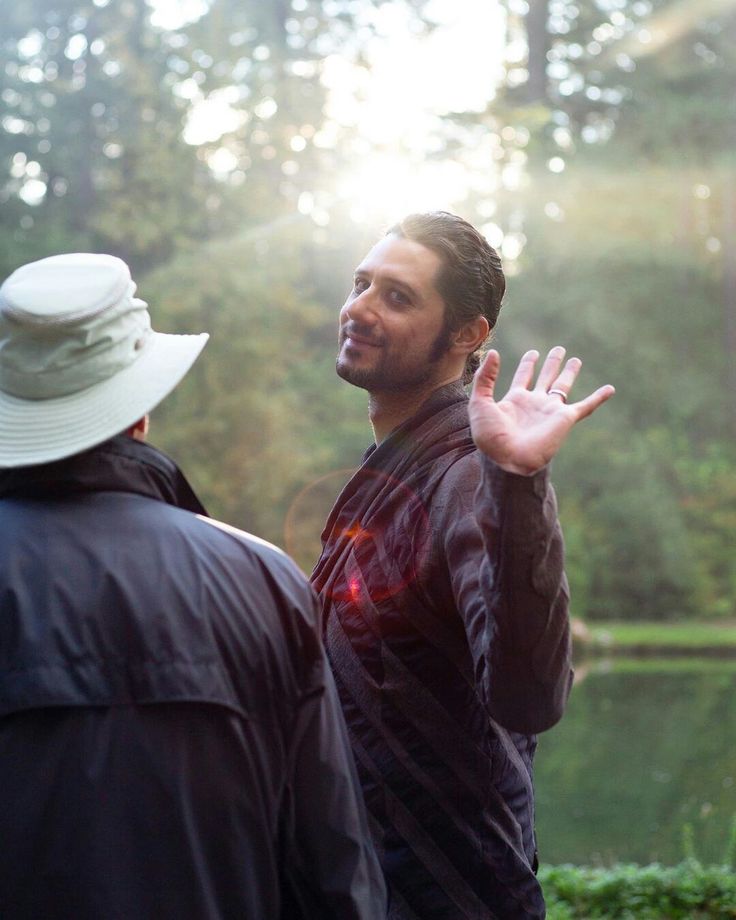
[1,0,734,869]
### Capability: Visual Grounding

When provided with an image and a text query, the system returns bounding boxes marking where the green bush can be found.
[540,863,736,919]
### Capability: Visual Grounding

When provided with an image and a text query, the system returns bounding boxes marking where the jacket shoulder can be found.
[197,515,293,564]
[191,513,314,600]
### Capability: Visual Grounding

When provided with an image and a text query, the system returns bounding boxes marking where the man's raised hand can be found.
[468,346,615,475]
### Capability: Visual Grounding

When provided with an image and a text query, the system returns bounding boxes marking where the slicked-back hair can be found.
[387,211,506,384]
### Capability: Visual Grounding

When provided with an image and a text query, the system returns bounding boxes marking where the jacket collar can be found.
[363,379,468,464]
[0,435,208,515]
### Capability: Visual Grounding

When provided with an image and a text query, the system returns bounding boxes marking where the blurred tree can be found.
[452,0,736,620]
[165,0,435,228]
[0,0,435,269]
[161,0,337,225]
[0,0,222,276]
[499,198,731,619]
[500,0,736,163]
[143,215,367,557]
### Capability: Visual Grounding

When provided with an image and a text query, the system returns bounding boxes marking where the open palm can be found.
[469,347,615,476]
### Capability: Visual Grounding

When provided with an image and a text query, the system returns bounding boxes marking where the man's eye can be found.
[352,278,368,294]
[388,289,409,306]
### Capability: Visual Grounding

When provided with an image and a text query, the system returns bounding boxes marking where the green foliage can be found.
[540,862,736,919]
[496,173,736,621]
[0,0,222,274]
[490,0,736,618]
[179,0,337,215]
[724,816,736,870]
[0,0,391,276]
[500,0,736,162]
[140,217,367,561]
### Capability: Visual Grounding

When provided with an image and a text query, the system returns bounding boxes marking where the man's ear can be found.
[126,415,150,441]
[451,316,490,356]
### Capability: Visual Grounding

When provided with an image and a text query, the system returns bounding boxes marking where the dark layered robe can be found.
[312,382,573,920]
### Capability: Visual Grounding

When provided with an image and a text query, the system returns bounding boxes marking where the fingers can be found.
[490,346,615,422]
[571,385,616,421]
[547,356,582,401]
[508,349,539,391]
[534,345,567,392]
[471,349,501,401]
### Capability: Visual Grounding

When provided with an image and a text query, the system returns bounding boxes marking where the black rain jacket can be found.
[0,435,386,920]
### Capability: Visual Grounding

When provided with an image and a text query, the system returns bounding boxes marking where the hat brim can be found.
[0,331,208,467]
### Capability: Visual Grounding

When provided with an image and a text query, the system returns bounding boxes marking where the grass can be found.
[583,656,736,675]
[584,621,736,654]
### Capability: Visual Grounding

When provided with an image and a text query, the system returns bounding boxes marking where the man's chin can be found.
[335,358,374,390]
[336,359,438,394]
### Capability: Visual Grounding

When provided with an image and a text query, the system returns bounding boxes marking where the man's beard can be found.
[336,319,453,393]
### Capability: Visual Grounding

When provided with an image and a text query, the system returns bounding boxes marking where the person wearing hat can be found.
[0,253,386,919]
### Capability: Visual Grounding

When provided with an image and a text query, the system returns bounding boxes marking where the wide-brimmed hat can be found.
[0,252,208,467]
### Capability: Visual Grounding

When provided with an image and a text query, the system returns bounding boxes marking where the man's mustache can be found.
[339,323,385,347]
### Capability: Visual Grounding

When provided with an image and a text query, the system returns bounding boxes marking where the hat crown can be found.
[0,251,208,468]
[0,253,132,326]
[0,253,152,400]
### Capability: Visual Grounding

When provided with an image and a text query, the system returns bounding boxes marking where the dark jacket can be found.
[312,383,572,920]
[0,435,386,920]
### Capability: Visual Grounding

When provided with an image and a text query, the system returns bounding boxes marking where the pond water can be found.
[534,657,736,866]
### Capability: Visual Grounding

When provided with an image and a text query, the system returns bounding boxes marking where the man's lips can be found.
[341,331,382,348]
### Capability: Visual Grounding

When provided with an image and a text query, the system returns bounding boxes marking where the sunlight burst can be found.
[164,0,508,230]
[336,153,480,226]
[322,0,506,225]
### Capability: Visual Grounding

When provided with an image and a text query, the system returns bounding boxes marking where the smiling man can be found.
[312,211,614,919]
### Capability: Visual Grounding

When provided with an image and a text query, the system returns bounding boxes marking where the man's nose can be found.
[343,285,378,324]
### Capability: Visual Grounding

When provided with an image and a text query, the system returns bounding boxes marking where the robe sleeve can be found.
[437,452,572,734]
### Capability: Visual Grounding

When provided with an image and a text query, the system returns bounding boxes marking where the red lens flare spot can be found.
[290,465,432,604]
[342,523,372,546]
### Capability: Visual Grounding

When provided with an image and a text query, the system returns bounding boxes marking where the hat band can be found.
[0,299,152,400]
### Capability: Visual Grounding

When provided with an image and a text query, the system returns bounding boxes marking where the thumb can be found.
[470,350,500,403]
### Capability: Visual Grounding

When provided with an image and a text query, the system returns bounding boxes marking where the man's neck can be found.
[368,374,463,444]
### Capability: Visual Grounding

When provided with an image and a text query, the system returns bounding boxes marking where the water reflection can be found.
[535,657,736,866]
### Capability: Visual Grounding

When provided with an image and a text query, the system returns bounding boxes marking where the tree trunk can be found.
[723,174,736,436]
[524,0,550,105]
